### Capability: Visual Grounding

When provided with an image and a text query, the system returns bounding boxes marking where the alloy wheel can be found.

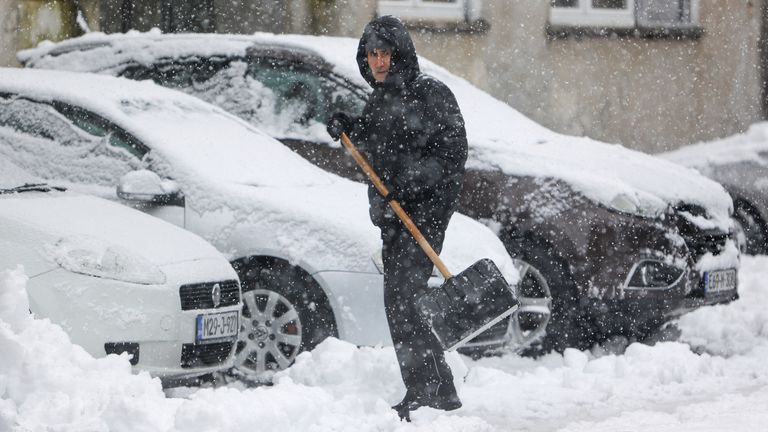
[235,289,303,377]
[507,259,553,349]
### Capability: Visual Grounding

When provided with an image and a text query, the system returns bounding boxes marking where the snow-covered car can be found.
[660,123,768,256]
[0,67,526,377]
[18,31,741,352]
[0,158,241,382]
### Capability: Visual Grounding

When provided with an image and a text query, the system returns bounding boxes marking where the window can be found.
[635,0,698,28]
[52,102,149,160]
[549,0,699,30]
[377,0,483,24]
[550,0,635,28]
[247,57,367,135]
[0,96,145,187]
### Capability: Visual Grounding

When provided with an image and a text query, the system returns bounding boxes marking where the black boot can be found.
[392,389,418,422]
[391,384,462,422]
[423,380,462,411]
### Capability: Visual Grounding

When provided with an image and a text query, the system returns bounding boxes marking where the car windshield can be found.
[117,97,335,188]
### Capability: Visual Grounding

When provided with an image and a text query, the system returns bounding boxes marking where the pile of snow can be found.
[0,267,178,431]
[4,257,768,431]
[661,121,768,168]
[678,256,768,356]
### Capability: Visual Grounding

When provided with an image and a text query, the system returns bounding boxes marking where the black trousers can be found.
[381,217,456,398]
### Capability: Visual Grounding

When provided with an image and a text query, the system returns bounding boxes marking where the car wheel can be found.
[506,259,552,350]
[512,237,594,354]
[733,200,768,255]
[234,263,336,379]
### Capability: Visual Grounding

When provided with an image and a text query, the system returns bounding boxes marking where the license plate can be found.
[196,311,238,343]
[704,269,737,294]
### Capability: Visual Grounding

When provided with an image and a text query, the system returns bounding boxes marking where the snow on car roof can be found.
[19,31,733,222]
[661,121,768,168]
[0,67,334,189]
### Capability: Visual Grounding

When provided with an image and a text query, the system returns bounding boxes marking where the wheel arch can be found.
[230,255,339,339]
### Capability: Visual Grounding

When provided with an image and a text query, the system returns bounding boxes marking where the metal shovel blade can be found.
[416,258,519,351]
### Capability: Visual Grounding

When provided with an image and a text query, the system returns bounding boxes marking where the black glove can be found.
[327,112,354,141]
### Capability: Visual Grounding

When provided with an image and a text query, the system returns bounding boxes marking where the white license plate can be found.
[704,269,737,294]
[196,311,238,342]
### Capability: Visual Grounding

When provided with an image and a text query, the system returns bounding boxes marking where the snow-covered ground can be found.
[2,257,768,432]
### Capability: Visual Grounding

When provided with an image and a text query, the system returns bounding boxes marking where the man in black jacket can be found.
[327,16,468,421]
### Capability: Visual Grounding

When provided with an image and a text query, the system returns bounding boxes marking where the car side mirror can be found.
[117,170,184,206]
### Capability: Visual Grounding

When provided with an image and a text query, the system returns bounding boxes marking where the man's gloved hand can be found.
[327,112,354,141]
[384,184,403,203]
[385,179,410,203]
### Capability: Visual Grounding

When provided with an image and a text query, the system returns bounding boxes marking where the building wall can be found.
[2,0,762,153]
[0,0,20,67]
[0,0,98,68]
[383,1,764,153]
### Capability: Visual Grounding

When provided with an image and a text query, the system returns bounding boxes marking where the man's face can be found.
[367,48,392,83]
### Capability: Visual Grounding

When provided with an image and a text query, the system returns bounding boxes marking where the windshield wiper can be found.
[0,183,67,194]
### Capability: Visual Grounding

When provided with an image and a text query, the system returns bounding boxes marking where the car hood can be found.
[181,175,518,282]
[0,192,225,267]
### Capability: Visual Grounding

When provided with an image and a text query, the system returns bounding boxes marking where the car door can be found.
[0,94,186,227]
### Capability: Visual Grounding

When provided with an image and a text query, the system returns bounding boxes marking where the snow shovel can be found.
[339,132,519,351]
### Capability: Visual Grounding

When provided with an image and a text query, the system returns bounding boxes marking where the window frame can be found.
[377,0,482,23]
[549,0,636,28]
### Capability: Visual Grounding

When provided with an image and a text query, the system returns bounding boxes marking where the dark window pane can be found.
[592,0,626,9]
[552,0,579,7]
[53,103,148,160]
[248,58,365,130]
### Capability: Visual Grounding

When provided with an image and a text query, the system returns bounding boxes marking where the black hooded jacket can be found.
[350,16,469,229]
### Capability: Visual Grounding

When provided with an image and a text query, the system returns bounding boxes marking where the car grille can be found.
[682,230,729,257]
[673,204,729,258]
[179,280,240,311]
[181,342,234,368]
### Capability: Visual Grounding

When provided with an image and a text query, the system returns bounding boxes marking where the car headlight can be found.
[608,193,662,218]
[47,235,166,285]
[626,260,685,289]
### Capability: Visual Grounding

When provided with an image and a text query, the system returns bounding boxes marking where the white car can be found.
[0,68,523,378]
[0,158,241,382]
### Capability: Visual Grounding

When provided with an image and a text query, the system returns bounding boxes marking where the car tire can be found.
[233,261,337,379]
[511,236,594,354]
[733,200,768,255]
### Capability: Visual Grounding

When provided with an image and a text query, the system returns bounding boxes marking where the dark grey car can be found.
[20,32,740,353]
[661,124,768,256]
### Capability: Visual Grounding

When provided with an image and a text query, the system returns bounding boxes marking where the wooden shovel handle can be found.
[340,132,453,279]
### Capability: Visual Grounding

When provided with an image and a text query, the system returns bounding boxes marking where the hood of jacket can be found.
[356,15,420,89]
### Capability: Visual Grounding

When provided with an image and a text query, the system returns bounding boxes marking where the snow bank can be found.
[0,267,178,432]
[5,258,768,431]
[661,121,768,168]
[678,256,768,356]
